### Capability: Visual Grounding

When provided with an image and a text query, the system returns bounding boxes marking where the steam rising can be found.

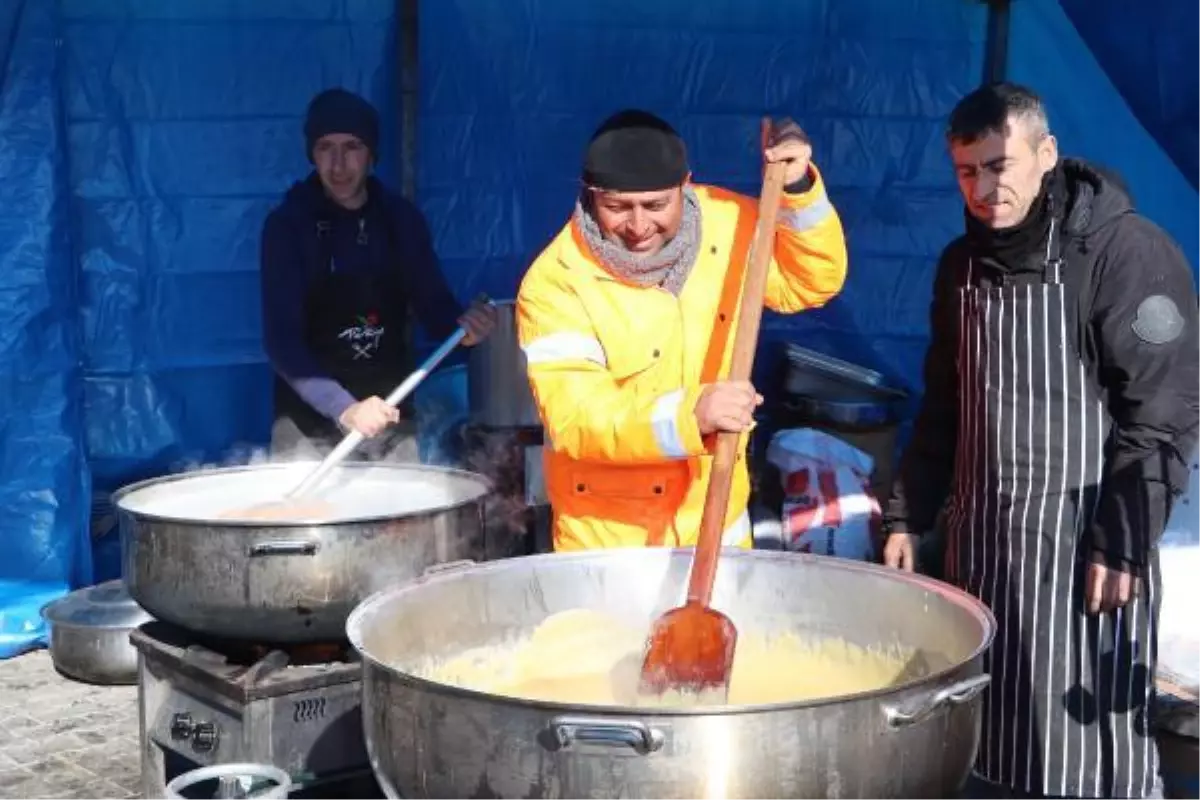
[117,460,489,524]
[463,428,537,542]
[115,426,540,538]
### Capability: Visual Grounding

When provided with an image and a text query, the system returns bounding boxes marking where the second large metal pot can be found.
[114,462,492,643]
[348,549,997,799]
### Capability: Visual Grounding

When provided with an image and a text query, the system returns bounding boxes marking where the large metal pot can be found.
[114,462,493,643]
[347,549,997,799]
[468,299,541,428]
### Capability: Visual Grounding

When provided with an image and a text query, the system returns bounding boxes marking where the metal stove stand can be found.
[131,622,381,798]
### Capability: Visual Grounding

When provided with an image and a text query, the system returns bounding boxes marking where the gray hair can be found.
[947,82,1050,145]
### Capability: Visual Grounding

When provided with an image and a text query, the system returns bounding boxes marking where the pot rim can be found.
[790,395,905,411]
[347,548,998,717]
[45,618,150,633]
[111,461,495,528]
[40,579,155,630]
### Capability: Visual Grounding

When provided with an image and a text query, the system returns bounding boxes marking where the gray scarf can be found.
[573,186,702,296]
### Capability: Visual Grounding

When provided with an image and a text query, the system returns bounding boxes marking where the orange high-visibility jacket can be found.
[516,168,849,552]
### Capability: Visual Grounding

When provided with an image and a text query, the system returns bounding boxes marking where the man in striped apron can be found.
[883,82,1198,798]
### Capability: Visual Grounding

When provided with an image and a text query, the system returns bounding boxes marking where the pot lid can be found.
[42,579,154,629]
[784,342,908,400]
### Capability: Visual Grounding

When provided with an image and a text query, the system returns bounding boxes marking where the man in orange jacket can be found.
[516,109,849,552]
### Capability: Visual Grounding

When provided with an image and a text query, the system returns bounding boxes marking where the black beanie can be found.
[304,88,380,159]
[582,109,689,192]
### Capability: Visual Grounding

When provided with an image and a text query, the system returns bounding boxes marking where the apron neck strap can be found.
[315,218,336,273]
[1043,216,1065,285]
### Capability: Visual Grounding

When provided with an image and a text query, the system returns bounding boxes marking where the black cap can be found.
[303,88,380,159]
[582,109,688,192]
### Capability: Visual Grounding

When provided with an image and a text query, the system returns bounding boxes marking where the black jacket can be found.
[259,175,463,421]
[886,159,1199,572]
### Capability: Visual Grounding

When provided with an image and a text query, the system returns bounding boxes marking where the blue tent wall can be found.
[62,0,401,584]
[1009,0,1199,271]
[0,0,401,658]
[1060,0,1199,189]
[0,0,1195,659]
[418,0,1198,394]
[419,0,990,397]
[0,0,93,659]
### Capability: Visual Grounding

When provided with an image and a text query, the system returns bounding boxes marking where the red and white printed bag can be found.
[766,428,880,562]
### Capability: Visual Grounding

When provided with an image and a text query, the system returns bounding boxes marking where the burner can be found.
[264,640,349,665]
[131,621,379,798]
[191,636,352,669]
[140,621,354,665]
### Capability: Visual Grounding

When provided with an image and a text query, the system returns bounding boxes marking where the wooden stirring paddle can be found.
[638,160,789,702]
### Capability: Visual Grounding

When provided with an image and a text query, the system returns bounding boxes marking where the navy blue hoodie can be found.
[259,174,463,421]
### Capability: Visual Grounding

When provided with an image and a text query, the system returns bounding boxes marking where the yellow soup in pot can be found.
[415,608,916,708]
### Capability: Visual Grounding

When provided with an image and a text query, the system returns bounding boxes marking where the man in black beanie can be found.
[516,109,849,552]
[259,88,495,461]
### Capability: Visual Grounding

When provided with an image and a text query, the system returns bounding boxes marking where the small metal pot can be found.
[42,579,154,685]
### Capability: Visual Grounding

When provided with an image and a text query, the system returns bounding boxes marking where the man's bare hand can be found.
[338,396,398,438]
[883,532,918,572]
[458,299,497,346]
[1086,561,1139,614]
[761,117,813,187]
[694,381,763,435]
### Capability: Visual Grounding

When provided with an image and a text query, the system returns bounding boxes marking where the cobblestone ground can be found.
[0,649,141,799]
[0,644,1189,799]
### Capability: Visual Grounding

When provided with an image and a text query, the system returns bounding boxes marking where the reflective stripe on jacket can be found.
[516,170,849,551]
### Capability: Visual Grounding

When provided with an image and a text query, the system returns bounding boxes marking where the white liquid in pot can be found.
[117,464,485,523]
[417,608,917,708]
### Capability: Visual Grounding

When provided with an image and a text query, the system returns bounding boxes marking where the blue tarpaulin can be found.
[0,0,92,659]
[418,0,991,397]
[1,0,402,657]
[1059,0,1199,189]
[62,0,402,589]
[1,0,1195,658]
[1009,0,1198,267]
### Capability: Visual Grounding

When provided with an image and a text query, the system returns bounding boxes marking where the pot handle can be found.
[421,559,477,578]
[548,716,665,755]
[164,763,291,798]
[248,540,319,557]
[884,674,991,730]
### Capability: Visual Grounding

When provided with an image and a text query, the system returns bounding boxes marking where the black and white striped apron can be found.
[944,220,1160,799]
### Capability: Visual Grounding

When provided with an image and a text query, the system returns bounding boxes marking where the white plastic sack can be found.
[766,428,879,562]
[1158,449,1199,691]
